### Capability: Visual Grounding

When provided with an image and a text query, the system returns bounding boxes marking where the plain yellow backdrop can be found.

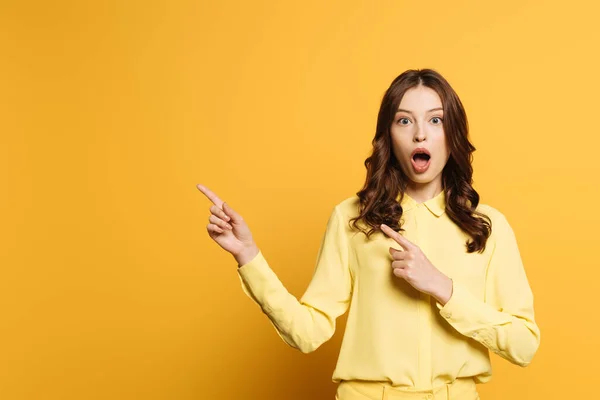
[1,0,598,399]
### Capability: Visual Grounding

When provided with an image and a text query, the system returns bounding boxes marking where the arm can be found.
[435,213,541,367]
[236,206,353,353]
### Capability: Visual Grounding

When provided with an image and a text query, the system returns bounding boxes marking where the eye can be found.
[431,117,443,124]
[397,118,410,125]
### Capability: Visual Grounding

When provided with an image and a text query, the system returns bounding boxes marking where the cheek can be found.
[391,146,405,166]
[436,144,449,160]
[393,146,412,166]
[390,135,411,158]
[436,134,450,158]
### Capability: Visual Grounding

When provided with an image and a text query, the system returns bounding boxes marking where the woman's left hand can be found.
[380,223,453,304]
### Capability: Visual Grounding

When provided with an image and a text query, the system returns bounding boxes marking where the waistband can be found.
[337,377,478,400]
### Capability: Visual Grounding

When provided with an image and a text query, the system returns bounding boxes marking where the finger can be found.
[197,184,224,207]
[222,202,243,224]
[210,205,231,222]
[380,224,415,251]
[209,214,233,230]
[393,267,408,279]
[389,246,407,259]
[392,260,408,270]
[207,223,224,234]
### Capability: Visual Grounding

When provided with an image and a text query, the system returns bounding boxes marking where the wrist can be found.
[430,273,453,305]
[235,244,260,268]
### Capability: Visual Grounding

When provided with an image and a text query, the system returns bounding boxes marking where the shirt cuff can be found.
[237,250,284,312]
[435,280,507,345]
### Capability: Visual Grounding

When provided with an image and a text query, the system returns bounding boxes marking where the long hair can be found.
[349,69,491,253]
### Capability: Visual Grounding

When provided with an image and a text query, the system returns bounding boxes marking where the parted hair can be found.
[349,69,492,253]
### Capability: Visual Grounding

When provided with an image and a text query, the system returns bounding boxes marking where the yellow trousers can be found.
[335,378,479,400]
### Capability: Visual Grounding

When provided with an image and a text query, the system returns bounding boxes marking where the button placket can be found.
[416,207,434,389]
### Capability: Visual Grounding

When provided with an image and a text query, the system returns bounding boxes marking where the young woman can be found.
[197,69,540,400]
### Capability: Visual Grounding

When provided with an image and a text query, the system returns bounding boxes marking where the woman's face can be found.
[390,85,450,188]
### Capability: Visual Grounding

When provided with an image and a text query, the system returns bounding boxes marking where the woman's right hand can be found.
[196,184,259,267]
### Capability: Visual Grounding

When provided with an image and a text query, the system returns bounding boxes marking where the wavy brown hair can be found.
[348,69,491,253]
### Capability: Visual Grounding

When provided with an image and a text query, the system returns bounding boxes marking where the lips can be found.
[411,147,431,159]
[410,147,431,173]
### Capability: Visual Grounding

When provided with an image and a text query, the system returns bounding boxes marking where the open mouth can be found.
[411,149,431,173]
[412,152,431,163]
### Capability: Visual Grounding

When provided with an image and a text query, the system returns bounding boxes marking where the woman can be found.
[197,69,540,400]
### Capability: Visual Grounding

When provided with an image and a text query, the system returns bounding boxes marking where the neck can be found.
[405,180,444,204]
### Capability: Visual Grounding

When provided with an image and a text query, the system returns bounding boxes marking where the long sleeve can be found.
[236,205,353,353]
[436,212,541,367]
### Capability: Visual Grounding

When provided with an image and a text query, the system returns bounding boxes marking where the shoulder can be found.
[332,194,361,220]
[475,202,515,238]
[318,195,362,232]
[475,202,505,222]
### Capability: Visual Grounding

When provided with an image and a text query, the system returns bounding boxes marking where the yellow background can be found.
[1,0,597,398]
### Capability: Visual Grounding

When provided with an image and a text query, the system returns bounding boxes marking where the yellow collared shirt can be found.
[237,190,540,388]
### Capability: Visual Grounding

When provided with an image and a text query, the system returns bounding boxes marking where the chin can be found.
[405,169,441,184]
[410,177,434,184]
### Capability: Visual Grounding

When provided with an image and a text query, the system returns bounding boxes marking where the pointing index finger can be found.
[196,184,224,207]
[380,224,414,251]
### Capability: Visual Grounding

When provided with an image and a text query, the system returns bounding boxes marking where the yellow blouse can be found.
[236,190,540,389]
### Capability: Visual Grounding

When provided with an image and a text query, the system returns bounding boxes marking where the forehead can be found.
[397,86,442,111]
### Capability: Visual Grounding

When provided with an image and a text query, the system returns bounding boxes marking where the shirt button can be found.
[471,332,478,338]
[426,394,433,400]
[443,311,452,318]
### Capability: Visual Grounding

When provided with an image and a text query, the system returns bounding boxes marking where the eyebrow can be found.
[396,107,443,114]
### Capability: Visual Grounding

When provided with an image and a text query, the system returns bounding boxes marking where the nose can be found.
[413,123,427,142]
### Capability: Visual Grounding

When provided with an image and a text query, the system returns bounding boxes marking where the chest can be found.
[350,210,492,299]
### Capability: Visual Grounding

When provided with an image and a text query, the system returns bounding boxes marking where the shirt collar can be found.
[395,189,446,217]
